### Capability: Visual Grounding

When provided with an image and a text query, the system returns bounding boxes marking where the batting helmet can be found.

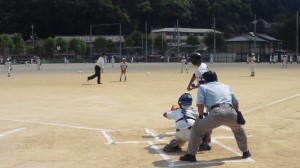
[202,70,218,83]
[189,52,202,65]
[178,93,193,110]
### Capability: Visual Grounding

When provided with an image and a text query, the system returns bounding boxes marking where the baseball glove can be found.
[170,104,180,111]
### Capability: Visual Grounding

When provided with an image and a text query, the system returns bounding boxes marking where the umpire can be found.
[180,70,251,162]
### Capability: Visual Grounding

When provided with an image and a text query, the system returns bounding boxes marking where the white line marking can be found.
[244,93,300,114]
[101,130,114,144]
[0,127,26,138]
[147,141,173,165]
[144,128,165,142]
[170,158,254,167]
[266,116,300,122]
[115,141,149,144]
[0,118,109,131]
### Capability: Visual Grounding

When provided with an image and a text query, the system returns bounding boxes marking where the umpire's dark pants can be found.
[88,65,101,84]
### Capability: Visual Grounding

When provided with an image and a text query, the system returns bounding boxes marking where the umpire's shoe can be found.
[242,150,251,158]
[180,154,196,162]
[198,143,212,151]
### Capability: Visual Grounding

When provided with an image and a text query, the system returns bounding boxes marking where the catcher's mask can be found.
[178,93,193,110]
[189,52,202,65]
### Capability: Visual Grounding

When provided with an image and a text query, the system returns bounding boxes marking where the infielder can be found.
[163,93,212,152]
[4,58,12,77]
[248,53,256,77]
[120,58,128,82]
[180,57,188,73]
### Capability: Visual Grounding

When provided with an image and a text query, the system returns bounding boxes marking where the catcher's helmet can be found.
[189,52,202,65]
[202,70,218,83]
[178,93,193,110]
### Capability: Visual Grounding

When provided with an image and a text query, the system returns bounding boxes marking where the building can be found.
[151,28,220,47]
[226,33,281,61]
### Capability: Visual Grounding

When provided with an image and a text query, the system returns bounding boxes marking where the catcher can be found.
[120,58,128,82]
[163,93,212,152]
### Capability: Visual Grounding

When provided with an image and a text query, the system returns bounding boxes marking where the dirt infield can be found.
[0,62,300,168]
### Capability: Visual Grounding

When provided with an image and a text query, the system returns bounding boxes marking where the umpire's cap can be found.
[189,52,202,65]
[202,70,218,83]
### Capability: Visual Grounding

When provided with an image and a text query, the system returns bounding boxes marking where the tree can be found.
[55,37,68,52]
[202,32,225,51]
[69,38,87,55]
[187,35,200,46]
[94,37,116,52]
[0,34,15,49]
[43,37,55,57]
[154,35,167,53]
[125,31,143,46]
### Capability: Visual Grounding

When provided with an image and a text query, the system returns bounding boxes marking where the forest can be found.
[0,0,300,51]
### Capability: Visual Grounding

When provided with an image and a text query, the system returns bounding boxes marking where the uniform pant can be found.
[187,104,248,155]
[88,65,101,84]
[250,62,255,74]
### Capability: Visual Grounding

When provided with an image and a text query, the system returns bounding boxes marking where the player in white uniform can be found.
[187,53,208,91]
[289,54,293,64]
[269,54,273,64]
[163,93,212,152]
[87,54,104,84]
[4,58,12,77]
[282,54,287,68]
[297,54,300,64]
[120,58,128,82]
[111,56,115,68]
[248,53,256,77]
[36,57,41,70]
[180,57,188,73]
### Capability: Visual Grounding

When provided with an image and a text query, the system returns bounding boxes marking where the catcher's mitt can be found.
[171,104,180,111]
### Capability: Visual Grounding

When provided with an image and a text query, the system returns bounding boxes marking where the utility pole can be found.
[145,21,148,62]
[254,14,257,54]
[31,23,34,48]
[213,16,216,59]
[177,19,179,57]
[297,11,299,57]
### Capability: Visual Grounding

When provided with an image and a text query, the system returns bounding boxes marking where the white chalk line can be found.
[219,93,300,131]
[0,118,109,131]
[144,128,165,142]
[0,127,26,138]
[148,141,173,165]
[244,93,300,114]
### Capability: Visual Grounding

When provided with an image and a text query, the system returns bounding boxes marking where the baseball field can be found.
[0,62,299,168]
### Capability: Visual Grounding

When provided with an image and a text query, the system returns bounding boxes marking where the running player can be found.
[4,58,12,77]
[120,58,128,82]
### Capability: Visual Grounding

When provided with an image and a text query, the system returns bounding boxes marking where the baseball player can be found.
[248,53,256,77]
[4,58,12,77]
[282,54,288,68]
[209,54,214,64]
[289,54,293,64]
[180,57,188,73]
[36,57,41,70]
[297,54,300,64]
[163,93,212,152]
[187,52,208,91]
[111,56,115,68]
[87,53,105,84]
[120,58,128,82]
[269,54,273,64]
[180,71,251,162]
[25,60,30,66]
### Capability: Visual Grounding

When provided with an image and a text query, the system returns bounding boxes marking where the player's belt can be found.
[211,103,232,110]
[176,126,192,132]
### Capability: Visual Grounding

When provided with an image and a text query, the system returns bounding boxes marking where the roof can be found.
[226,34,267,42]
[226,33,280,42]
[152,28,221,34]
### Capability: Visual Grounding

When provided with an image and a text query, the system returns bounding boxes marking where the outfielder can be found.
[180,57,188,73]
[4,58,12,77]
[120,58,128,82]
[282,54,288,68]
[36,57,41,70]
[163,93,212,152]
[248,53,256,77]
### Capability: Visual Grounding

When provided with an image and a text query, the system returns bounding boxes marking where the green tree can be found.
[187,35,200,46]
[43,37,55,57]
[0,34,14,49]
[125,31,143,46]
[202,32,225,51]
[94,37,116,52]
[55,37,68,52]
[69,38,87,54]
[154,35,167,52]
